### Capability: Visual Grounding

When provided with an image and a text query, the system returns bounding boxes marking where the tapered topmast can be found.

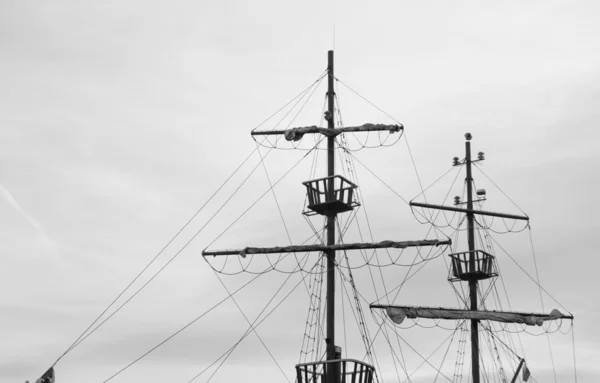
[325,50,337,376]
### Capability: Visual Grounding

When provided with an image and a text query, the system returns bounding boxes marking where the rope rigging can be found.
[40,55,580,383]
[46,71,339,371]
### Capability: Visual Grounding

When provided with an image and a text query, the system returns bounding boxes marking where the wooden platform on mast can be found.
[448,250,498,281]
[303,175,359,216]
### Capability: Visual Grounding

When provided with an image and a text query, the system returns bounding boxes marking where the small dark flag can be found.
[35,367,55,383]
[522,365,531,381]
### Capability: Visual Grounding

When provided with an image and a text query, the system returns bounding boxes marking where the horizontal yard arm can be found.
[371,304,573,325]
[410,201,529,221]
[203,238,450,257]
[252,123,402,141]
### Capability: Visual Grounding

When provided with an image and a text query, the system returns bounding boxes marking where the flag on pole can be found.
[35,367,55,383]
[522,364,531,381]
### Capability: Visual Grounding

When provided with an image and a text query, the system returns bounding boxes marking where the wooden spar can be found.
[251,124,402,139]
[409,202,529,221]
[370,305,574,322]
[325,49,336,383]
[202,239,451,257]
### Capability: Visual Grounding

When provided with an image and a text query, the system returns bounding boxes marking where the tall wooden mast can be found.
[203,50,453,383]
[325,50,337,379]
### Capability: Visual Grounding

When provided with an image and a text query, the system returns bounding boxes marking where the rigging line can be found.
[375,311,455,383]
[339,249,377,366]
[456,320,468,383]
[300,259,321,362]
[206,137,325,249]
[254,72,326,150]
[303,215,326,246]
[410,163,463,240]
[339,266,348,359]
[253,72,326,150]
[299,255,325,362]
[337,251,383,378]
[343,146,449,250]
[528,227,546,313]
[487,233,572,315]
[337,258,364,337]
[411,165,461,202]
[341,267,450,375]
[337,193,400,380]
[255,142,306,280]
[403,132,429,208]
[341,147,407,204]
[572,321,579,383]
[479,323,521,361]
[335,212,385,370]
[477,333,491,383]
[392,323,412,383]
[488,247,528,362]
[374,248,438,304]
[96,74,309,380]
[404,323,459,381]
[472,163,528,217]
[286,75,325,133]
[389,242,449,303]
[285,73,328,152]
[527,228,558,383]
[208,233,319,275]
[252,74,325,150]
[339,268,389,383]
[313,257,327,358]
[317,258,327,361]
[334,77,402,126]
[52,145,264,365]
[69,144,281,352]
[308,94,326,179]
[363,251,457,352]
[99,269,265,382]
[338,267,369,361]
[251,69,327,134]
[212,271,291,383]
[370,308,411,383]
[482,324,510,381]
[333,81,403,152]
[433,322,461,383]
[256,144,292,245]
[187,259,319,383]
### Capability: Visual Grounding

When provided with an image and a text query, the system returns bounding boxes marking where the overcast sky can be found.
[1,1,599,382]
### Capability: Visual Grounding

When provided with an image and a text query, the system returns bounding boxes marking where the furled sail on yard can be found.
[282,123,402,141]
[378,306,572,326]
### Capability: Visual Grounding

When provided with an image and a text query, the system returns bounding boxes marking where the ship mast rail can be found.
[449,250,498,281]
[295,359,375,383]
[303,175,359,216]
